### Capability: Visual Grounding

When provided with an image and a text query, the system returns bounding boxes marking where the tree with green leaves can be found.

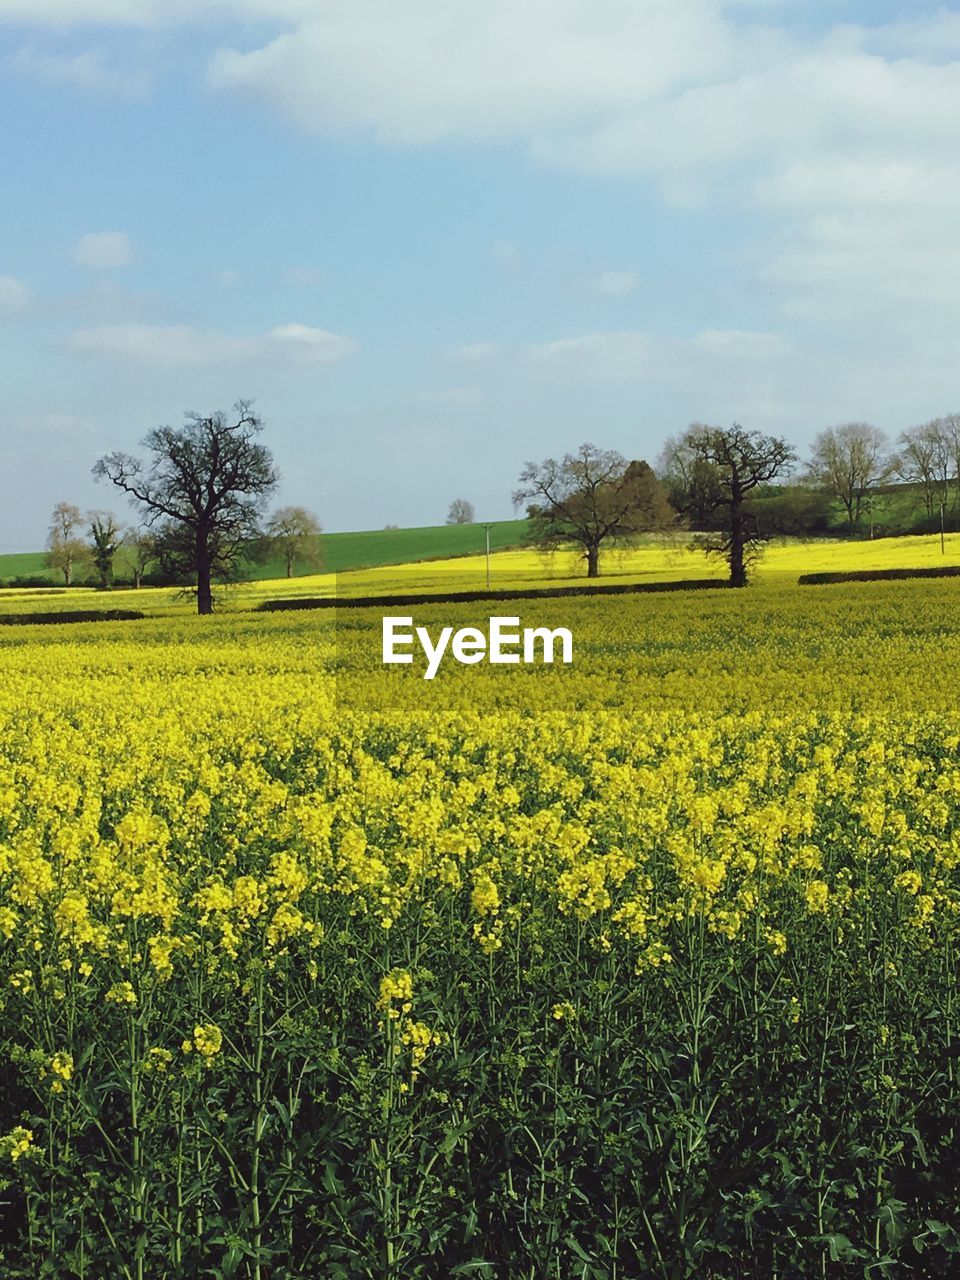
[514,443,672,578]
[88,512,124,589]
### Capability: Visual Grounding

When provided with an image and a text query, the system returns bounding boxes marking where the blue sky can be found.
[1,0,958,549]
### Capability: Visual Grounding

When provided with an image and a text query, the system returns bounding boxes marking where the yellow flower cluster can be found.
[378,969,414,1019]
[0,576,959,1113]
[182,1024,223,1058]
[401,1019,442,1068]
[1,1126,34,1163]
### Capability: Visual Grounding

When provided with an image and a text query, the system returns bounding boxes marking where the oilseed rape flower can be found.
[49,1053,73,1083]
[401,1020,442,1068]
[0,578,960,1274]
[895,869,923,895]
[182,1024,223,1058]
[1,1127,34,1163]
[378,969,414,1018]
[805,881,830,914]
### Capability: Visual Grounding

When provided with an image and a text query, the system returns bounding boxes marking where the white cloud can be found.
[525,328,788,383]
[74,231,134,268]
[0,0,279,24]
[596,270,638,297]
[453,342,500,363]
[7,1,960,337]
[201,3,960,326]
[7,45,150,96]
[526,332,663,381]
[208,1,735,144]
[267,322,357,362]
[68,320,357,367]
[0,275,30,308]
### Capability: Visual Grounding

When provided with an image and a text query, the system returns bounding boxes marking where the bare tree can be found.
[45,502,87,585]
[896,422,946,521]
[939,413,960,512]
[88,512,124,589]
[94,401,278,615]
[514,443,672,578]
[662,424,796,587]
[807,423,890,526]
[129,527,157,589]
[266,506,322,578]
[446,498,475,525]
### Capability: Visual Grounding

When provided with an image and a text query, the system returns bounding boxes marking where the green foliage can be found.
[3,884,960,1277]
[800,567,960,584]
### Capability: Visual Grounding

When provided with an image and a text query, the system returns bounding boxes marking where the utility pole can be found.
[481,523,493,589]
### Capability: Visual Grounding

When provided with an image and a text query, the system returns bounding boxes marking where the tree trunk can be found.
[729,500,747,587]
[196,534,213,616]
[64,562,72,587]
[286,551,293,578]
[586,545,600,578]
[134,571,142,590]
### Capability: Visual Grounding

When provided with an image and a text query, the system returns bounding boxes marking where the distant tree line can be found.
[516,414,960,586]
[27,403,960,610]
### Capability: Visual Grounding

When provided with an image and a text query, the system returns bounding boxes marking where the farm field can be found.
[0,518,530,587]
[1,578,960,1276]
[3,530,960,618]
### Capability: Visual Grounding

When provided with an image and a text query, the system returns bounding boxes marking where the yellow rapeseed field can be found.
[4,529,960,617]
[1,571,960,1276]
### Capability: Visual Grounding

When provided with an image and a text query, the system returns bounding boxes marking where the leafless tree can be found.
[662,424,796,587]
[129,527,157,589]
[266,506,322,578]
[446,498,475,525]
[514,443,672,578]
[94,401,278,615]
[896,422,948,520]
[45,502,87,586]
[807,423,890,526]
[939,413,960,511]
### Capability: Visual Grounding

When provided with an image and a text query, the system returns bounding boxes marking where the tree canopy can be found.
[662,424,796,586]
[94,401,278,614]
[514,443,672,578]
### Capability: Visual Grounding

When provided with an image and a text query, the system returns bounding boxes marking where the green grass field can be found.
[0,519,531,585]
[237,518,530,578]
[0,551,50,581]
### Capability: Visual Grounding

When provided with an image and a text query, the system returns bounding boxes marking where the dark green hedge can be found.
[799,566,960,585]
[0,609,145,626]
[258,578,730,612]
